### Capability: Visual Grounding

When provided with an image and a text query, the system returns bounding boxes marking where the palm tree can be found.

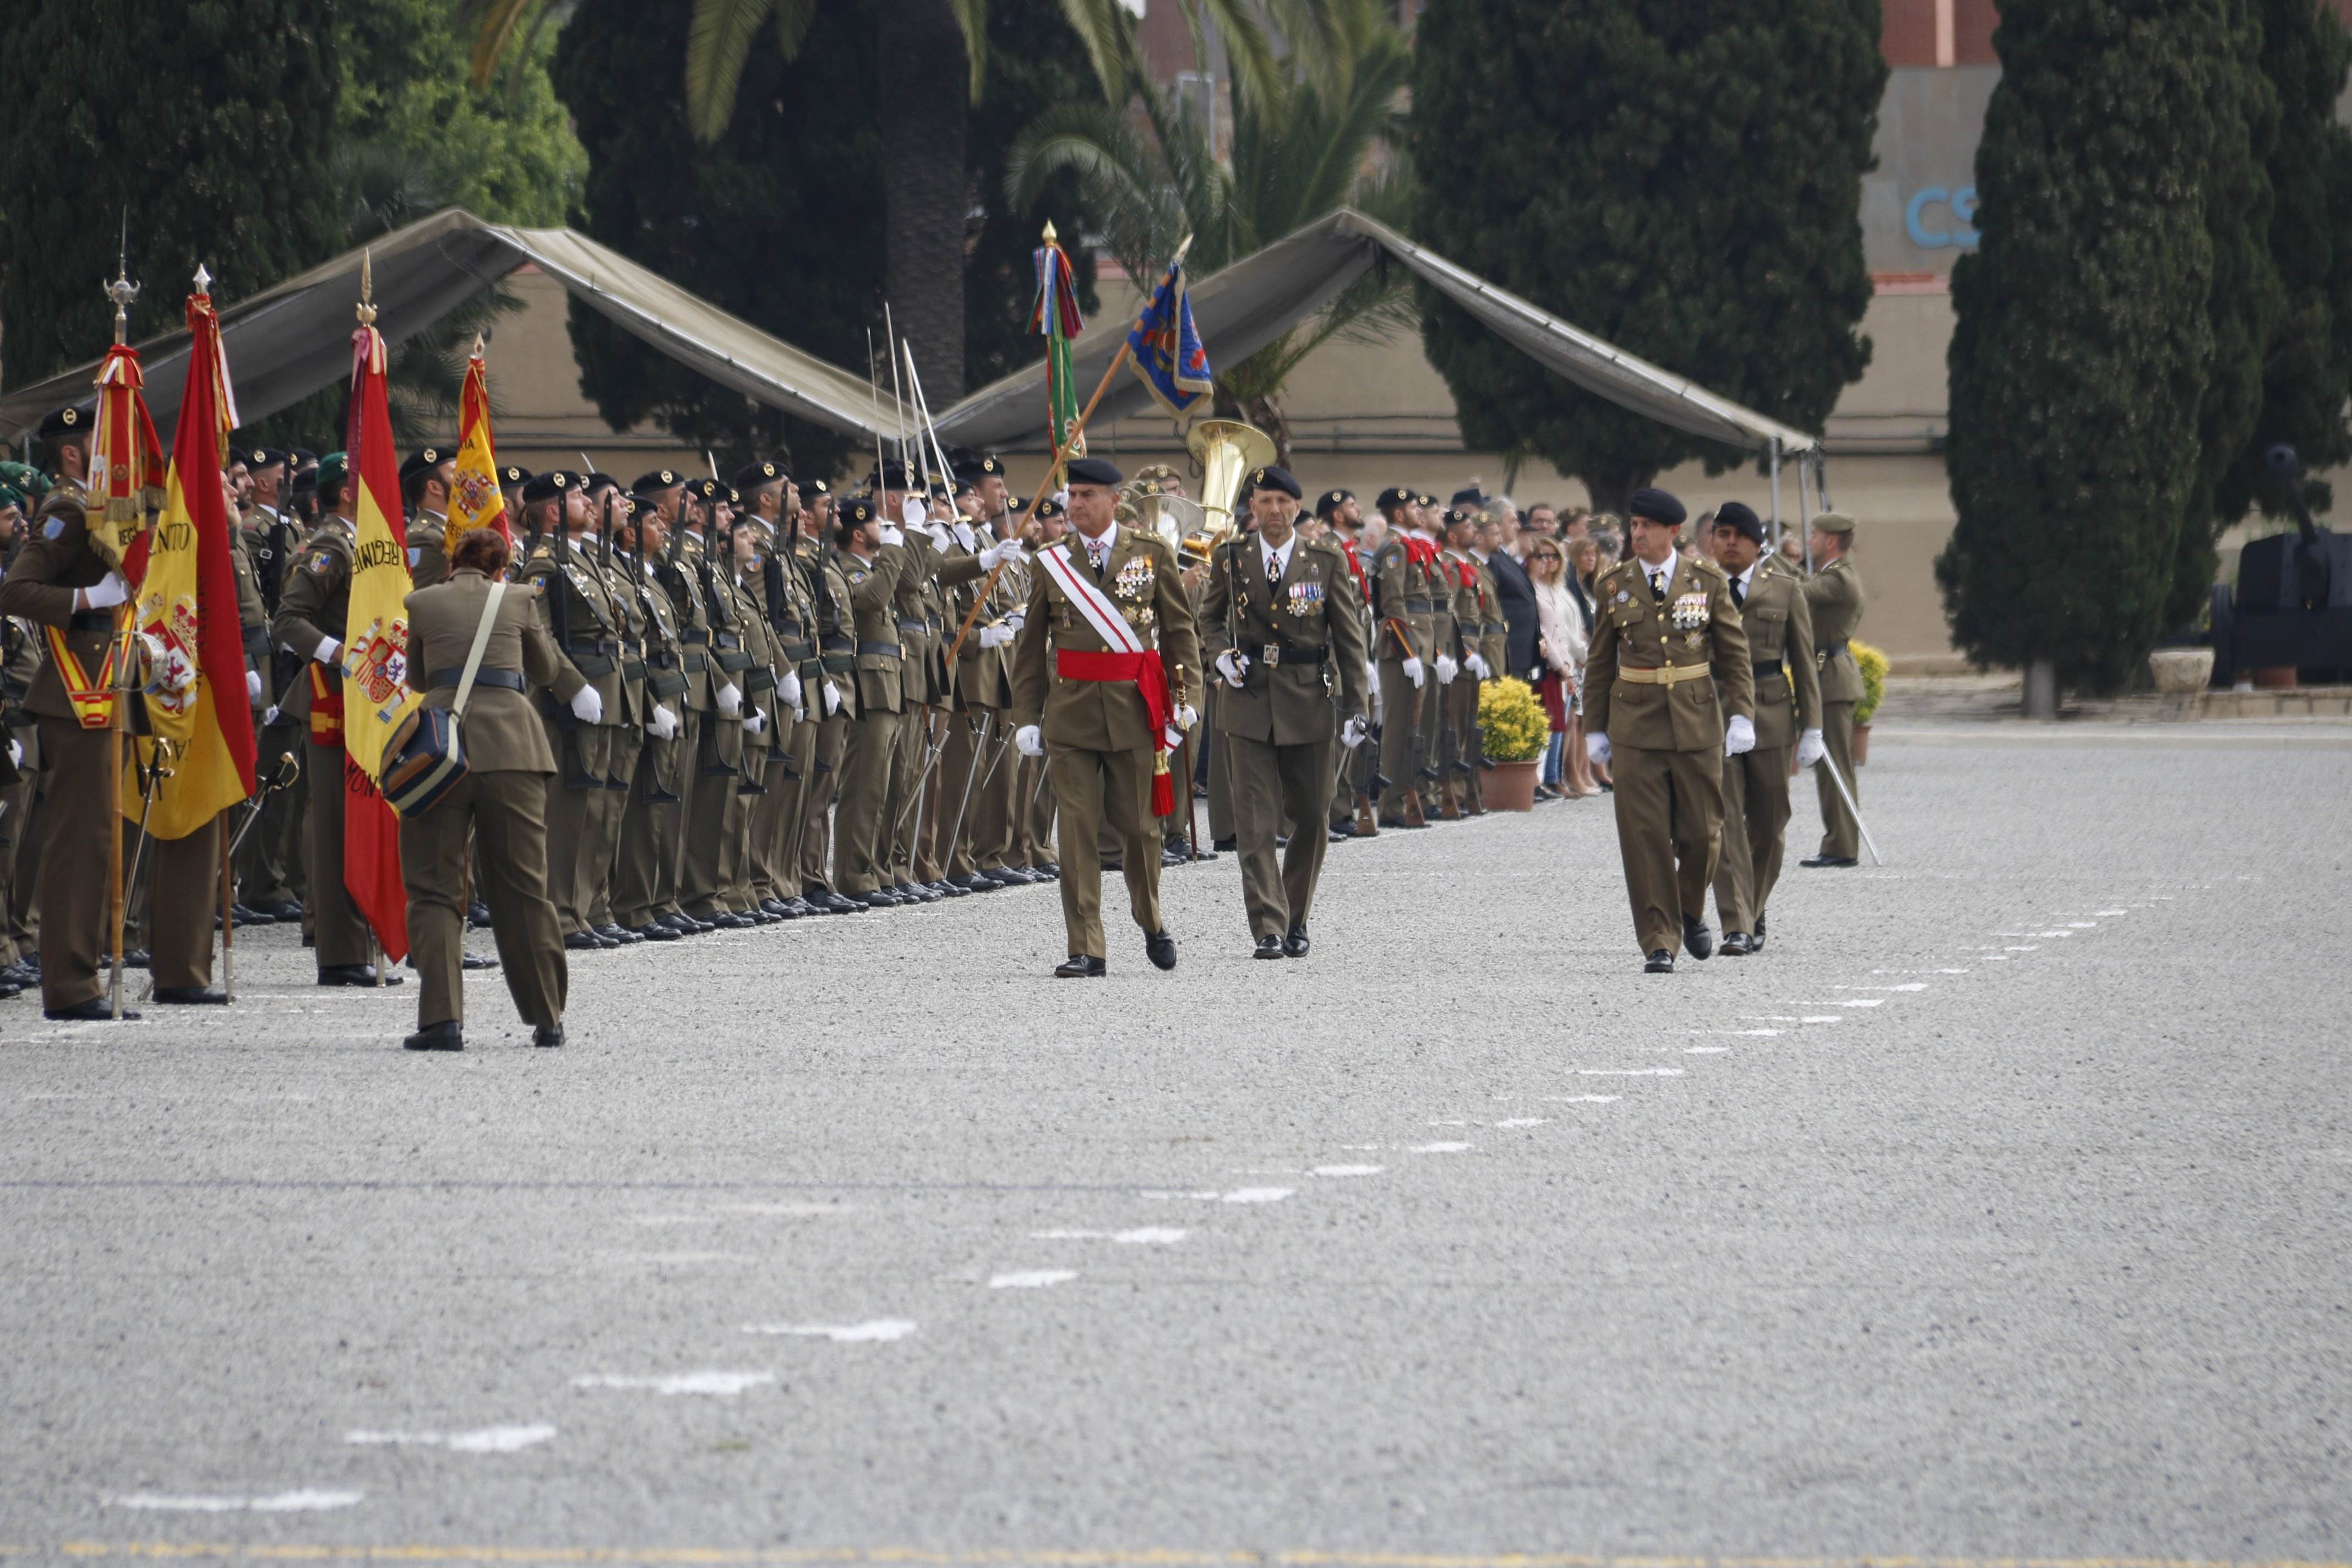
[467,0,1348,398]
[1004,0,1413,462]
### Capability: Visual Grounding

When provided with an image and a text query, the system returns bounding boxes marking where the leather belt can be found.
[782,640,816,661]
[896,618,927,637]
[714,630,743,651]
[430,667,526,693]
[679,630,709,645]
[1820,639,1850,659]
[858,640,902,657]
[742,667,778,694]
[621,660,647,682]
[566,637,618,656]
[682,652,708,673]
[820,635,855,655]
[820,653,857,674]
[1257,643,1329,667]
[1617,663,1713,687]
[1483,622,1508,636]
[1403,598,1434,614]
[1753,658,1785,677]
[926,614,943,631]
[67,611,113,632]
[644,652,681,669]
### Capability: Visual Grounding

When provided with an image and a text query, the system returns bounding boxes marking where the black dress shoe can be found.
[1101,858,1123,873]
[1326,828,1351,843]
[1801,854,1859,868]
[1283,925,1310,959]
[759,897,791,918]
[117,950,150,970]
[857,889,898,910]
[600,924,643,945]
[1187,846,1220,861]
[1253,934,1286,960]
[933,879,970,898]
[1145,929,1178,971]
[657,912,699,933]
[1720,932,1754,956]
[1212,837,1237,852]
[1329,820,1356,838]
[1054,954,1107,978]
[1645,950,1675,973]
[402,1021,463,1051]
[1376,817,1427,831]
[817,891,863,914]
[783,898,820,919]
[319,964,402,987]
[626,922,682,942]
[1682,916,1714,961]
[256,900,303,922]
[564,930,604,951]
[45,997,140,1021]
[711,912,756,929]
[459,953,497,972]
[949,872,993,892]
[150,984,228,1005]
[1161,846,1190,867]
[1751,912,1768,951]
[466,902,493,929]
[532,1023,565,1048]
[230,903,275,926]
[1033,862,1060,880]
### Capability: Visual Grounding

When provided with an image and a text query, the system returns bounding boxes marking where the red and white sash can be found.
[1038,536,1185,815]
[1039,538,1144,655]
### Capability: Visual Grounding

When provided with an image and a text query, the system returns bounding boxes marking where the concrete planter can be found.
[2148,647,2215,694]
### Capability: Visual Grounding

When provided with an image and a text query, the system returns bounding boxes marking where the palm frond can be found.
[1055,0,1140,106]
[685,0,780,145]
[1005,103,1180,280]
[1188,0,1279,111]
[946,0,992,101]
[464,0,547,92]
[771,0,820,58]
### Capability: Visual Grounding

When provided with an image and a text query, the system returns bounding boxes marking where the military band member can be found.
[1706,503,1823,955]
[398,527,575,1051]
[1200,466,1370,958]
[401,445,457,590]
[1582,488,1756,973]
[1010,456,1200,977]
[1800,511,1867,868]
[270,451,402,987]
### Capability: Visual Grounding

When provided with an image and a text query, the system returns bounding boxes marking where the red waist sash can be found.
[1053,647,1178,816]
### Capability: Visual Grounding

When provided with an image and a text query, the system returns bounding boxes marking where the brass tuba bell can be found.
[1185,418,1276,542]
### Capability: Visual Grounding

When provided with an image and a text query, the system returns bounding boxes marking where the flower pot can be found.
[2253,666,2298,690]
[2148,647,2214,694]
[1486,758,1540,811]
[1852,722,1872,766]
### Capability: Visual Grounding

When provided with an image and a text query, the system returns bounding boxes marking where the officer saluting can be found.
[1010,455,1200,977]
[1583,488,1756,973]
[1199,465,1370,959]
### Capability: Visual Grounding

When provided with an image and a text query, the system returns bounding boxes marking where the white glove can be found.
[1215,649,1250,688]
[570,685,605,724]
[1587,732,1612,768]
[791,704,807,724]
[651,705,679,742]
[1366,661,1382,704]
[1004,611,1026,633]
[1014,723,1044,758]
[1797,727,1826,767]
[744,709,766,737]
[1174,703,1199,732]
[263,705,281,726]
[978,623,1012,649]
[1724,714,1756,757]
[778,669,802,707]
[716,681,742,717]
[79,572,131,611]
[1402,655,1425,689]
[979,540,1015,570]
[901,497,927,529]
[923,521,950,549]
[7,738,20,769]
[952,522,978,552]
[1341,714,1370,749]
[876,522,904,548]
[1466,652,1491,680]
[822,680,843,716]
[314,636,342,666]
[1435,655,1459,685]
[246,669,263,702]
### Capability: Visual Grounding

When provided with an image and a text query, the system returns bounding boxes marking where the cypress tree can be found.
[1409,0,1884,518]
[0,0,340,385]
[1940,0,2237,695]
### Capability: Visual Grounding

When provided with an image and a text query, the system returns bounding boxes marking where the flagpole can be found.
[101,257,140,1021]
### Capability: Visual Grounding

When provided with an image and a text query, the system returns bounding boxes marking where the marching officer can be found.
[1010,455,1200,977]
[1706,503,1823,954]
[1800,511,1868,868]
[1199,466,1370,959]
[1582,488,1756,973]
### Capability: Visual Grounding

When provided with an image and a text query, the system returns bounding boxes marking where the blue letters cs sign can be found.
[1905,186,1979,248]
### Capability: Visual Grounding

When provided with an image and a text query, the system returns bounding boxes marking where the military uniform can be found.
[795,531,860,911]
[237,488,308,916]
[522,497,627,944]
[1800,516,1867,865]
[1714,543,1820,948]
[613,529,692,936]
[1199,518,1370,952]
[1369,499,1436,827]
[832,511,908,903]
[1582,495,1756,968]
[1461,546,1507,814]
[0,592,42,976]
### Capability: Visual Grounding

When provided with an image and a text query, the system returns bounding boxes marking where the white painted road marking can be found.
[989,1270,1078,1289]
[345,1425,556,1453]
[741,1320,918,1342]
[104,1490,364,1512]
[571,1372,775,1396]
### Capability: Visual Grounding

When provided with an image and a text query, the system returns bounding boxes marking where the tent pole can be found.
[1768,438,1782,554]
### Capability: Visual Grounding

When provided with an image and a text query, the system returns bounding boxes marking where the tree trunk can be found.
[875,0,968,395]
[1580,466,1653,525]
[2022,657,2058,720]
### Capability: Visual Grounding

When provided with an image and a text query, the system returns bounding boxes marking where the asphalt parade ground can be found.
[4,718,2349,1565]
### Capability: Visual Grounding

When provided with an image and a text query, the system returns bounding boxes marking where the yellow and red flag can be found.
[340,312,422,961]
[45,345,164,730]
[446,345,508,558]
[118,284,259,834]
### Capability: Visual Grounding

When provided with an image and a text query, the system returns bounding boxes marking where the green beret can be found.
[315,451,351,488]
[0,484,26,511]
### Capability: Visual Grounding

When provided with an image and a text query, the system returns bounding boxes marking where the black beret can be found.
[500,465,533,487]
[685,477,725,503]
[952,477,976,498]
[1713,500,1765,543]
[1416,492,1438,510]
[243,447,288,472]
[1449,486,1484,507]
[866,459,913,491]
[291,448,319,467]
[1314,488,1353,518]
[1628,486,1687,527]
[1035,497,1065,520]
[399,446,451,478]
[955,453,1006,480]
[520,471,576,504]
[805,477,831,497]
[839,496,877,526]
[584,472,622,493]
[1248,465,1303,500]
[734,460,786,490]
[1374,486,1415,513]
[37,403,92,441]
[631,469,683,493]
[1064,455,1124,488]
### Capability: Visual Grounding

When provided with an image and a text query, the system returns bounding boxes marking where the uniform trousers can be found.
[579,722,632,928]
[1048,741,1163,958]
[0,715,40,963]
[1610,741,1725,956]
[1815,700,1860,858]
[399,769,565,1031]
[1375,658,1424,823]
[683,712,748,916]
[884,704,932,885]
[305,734,371,968]
[34,718,219,1008]
[614,731,683,928]
[1013,752,1055,869]
[1228,730,1337,939]
[834,707,903,895]
[797,709,848,894]
[937,707,994,878]
[541,716,599,935]
[747,707,796,902]
[1715,743,1793,934]
[238,711,305,907]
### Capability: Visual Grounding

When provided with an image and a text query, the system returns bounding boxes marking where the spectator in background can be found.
[1778,530,1805,570]
[1566,533,1607,792]
[1527,537,1584,799]
[1525,503,1559,545]
[1480,514,1541,679]
[1588,512,1622,570]
[1561,507,1591,541]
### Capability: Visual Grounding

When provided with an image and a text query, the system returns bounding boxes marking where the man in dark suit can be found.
[1480,515,1541,679]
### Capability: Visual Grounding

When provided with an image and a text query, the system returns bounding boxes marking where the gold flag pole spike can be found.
[357,248,377,326]
[472,331,486,357]
[193,263,212,297]
[1042,219,1057,246]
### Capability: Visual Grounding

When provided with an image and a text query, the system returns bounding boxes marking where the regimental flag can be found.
[89,342,167,568]
[1125,254,1213,418]
[447,345,508,559]
[118,285,258,835]
[341,311,422,961]
[1028,222,1086,477]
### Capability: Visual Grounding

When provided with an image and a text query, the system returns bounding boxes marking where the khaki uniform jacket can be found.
[598,553,649,726]
[627,557,689,717]
[1801,556,1866,704]
[526,535,625,726]
[1010,524,1201,753]
[805,540,859,720]
[1369,536,1437,662]
[1738,559,1821,749]
[1583,554,1755,753]
[269,515,361,723]
[1200,534,1371,747]
[0,480,115,723]
[404,567,581,774]
[842,546,906,716]
[1467,553,1507,673]
[655,537,717,711]
[409,510,451,590]
[958,525,1025,709]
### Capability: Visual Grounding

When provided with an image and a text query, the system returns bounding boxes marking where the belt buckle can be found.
[1262,644,1281,668]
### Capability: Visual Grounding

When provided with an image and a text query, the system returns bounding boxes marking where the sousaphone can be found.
[1182,417,1275,562]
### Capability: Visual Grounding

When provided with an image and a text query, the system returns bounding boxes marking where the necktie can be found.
[1650,570,1667,602]
[1267,547,1283,587]
[1730,575,1745,608]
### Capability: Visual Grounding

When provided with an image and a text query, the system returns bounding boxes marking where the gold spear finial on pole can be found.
[104,213,139,347]
[471,330,486,357]
[1042,218,1057,247]
[356,247,378,327]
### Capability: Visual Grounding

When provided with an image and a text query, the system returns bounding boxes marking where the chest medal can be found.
[1286,578,1323,617]
[1114,556,1154,600]
[1670,591,1709,633]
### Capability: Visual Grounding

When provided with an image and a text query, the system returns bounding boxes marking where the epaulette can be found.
[1692,557,1727,581]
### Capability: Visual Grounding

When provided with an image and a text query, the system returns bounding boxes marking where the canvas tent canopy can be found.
[1,206,1816,463]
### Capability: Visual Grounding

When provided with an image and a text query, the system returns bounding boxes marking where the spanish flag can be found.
[340,303,423,961]
[445,342,508,559]
[119,284,258,834]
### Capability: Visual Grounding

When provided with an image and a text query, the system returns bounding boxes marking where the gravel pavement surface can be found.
[3,720,2348,1565]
